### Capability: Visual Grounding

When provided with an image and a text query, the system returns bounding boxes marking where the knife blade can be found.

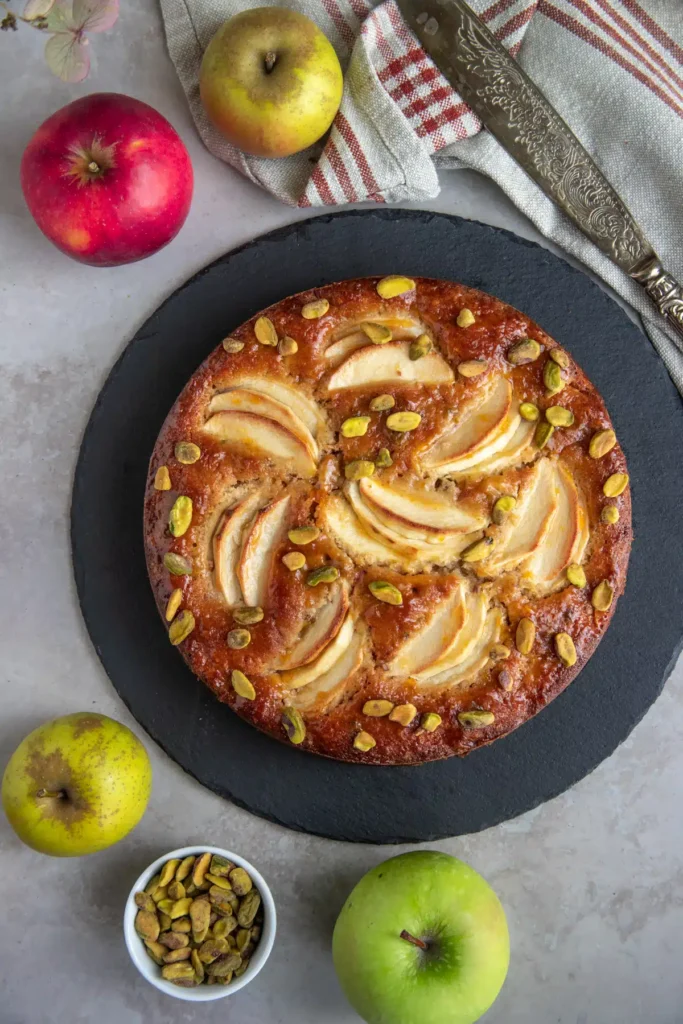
[395,0,683,344]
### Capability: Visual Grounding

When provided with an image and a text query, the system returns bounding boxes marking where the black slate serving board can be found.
[71,209,683,843]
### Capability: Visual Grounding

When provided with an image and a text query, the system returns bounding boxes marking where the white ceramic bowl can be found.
[123,844,276,1002]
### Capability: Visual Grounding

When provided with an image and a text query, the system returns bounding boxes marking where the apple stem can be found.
[87,160,100,174]
[36,789,65,799]
[264,50,278,73]
[400,930,428,951]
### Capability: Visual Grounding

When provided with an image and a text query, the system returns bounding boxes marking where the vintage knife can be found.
[395,0,683,344]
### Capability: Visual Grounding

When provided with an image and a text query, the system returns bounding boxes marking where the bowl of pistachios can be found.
[123,844,276,1001]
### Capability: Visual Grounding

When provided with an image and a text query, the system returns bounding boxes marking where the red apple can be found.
[21,93,193,267]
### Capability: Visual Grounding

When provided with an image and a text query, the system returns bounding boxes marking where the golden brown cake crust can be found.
[143,276,632,765]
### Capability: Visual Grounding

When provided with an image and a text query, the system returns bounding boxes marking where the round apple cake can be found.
[144,276,631,765]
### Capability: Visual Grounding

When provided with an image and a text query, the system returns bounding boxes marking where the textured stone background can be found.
[1,4,682,1023]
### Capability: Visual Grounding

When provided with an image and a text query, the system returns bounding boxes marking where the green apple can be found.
[199,7,344,158]
[2,712,152,856]
[333,851,509,1024]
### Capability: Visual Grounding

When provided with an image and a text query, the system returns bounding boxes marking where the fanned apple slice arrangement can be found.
[149,276,630,764]
[203,362,589,712]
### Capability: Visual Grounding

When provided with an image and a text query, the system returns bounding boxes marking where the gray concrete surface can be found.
[2,4,682,1023]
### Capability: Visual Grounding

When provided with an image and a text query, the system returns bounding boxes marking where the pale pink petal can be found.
[72,0,118,32]
[23,0,55,20]
[44,32,90,82]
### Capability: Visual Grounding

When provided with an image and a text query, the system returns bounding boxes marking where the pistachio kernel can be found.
[159,861,181,887]
[232,606,264,625]
[363,699,394,717]
[456,308,476,328]
[492,494,516,524]
[288,526,320,545]
[375,448,393,468]
[227,628,251,649]
[222,337,244,354]
[409,334,432,360]
[421,712,442,732]
[229,867,252,896]
[488,643,511,662]
[461,536,493,563]
[254,316,278,346]
[282,707,306,744]
[389,703,417,726]
[341,415,371,438]
[154,465,171,490]
[135,910,160,943]
[175,441,201,464]
[601,505,620,525]
[306,565,340,586]
[520,402,540,422]
[368,580,403,605]
[301,298,330,319]
[507,338,541,364]
[458,710,495,728]
[554,632,577,667]
[543,359,565,394]
[191,853,211,889]
[144,940,166,965]
[165,588,183,622]
[566,564,587,588]
[163,552,192,576]
[457,359,488,378]
[589,428,616,459]
[169,495,193,537]
[278,335,298,356]
[592,580,614,612]
[545,406,575,428]
[603,472,629,497]
[549,347,570,369]
[161,962,195,982]
[231,670,255,700]
[353,731,377,752]
[376,275,415,299]
[175,857,195,882]
[360,321,392,344]
[386,411,421,432]
[516,617,536,655]
[282,551,306,571]
[369,393,395,412]
[345,459,375,481]
[169,610,195,646]
[498,669,515,692]
[534,421,554,449]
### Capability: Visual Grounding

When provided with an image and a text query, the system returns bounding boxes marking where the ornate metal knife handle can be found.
[398,0,683,349]
[631,256,683,341]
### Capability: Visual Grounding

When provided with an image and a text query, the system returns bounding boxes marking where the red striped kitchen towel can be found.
[160,0,683,387]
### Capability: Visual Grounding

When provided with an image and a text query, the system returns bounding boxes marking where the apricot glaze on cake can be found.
[144,276,632,765]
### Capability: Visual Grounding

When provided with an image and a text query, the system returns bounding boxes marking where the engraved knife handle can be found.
[631,255,683,342]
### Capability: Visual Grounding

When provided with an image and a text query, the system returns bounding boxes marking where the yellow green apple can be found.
[199,7,344,158]
[332,851,509,1024]
[2,712,152,856]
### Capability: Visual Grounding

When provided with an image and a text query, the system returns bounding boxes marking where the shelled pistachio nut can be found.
[368,580,403,605]
[507,338,541,364]
[376,275,415,299]
[301,298,330,319]
[360,321,392,344]
[254,316,278,346]
[369,393,395,412]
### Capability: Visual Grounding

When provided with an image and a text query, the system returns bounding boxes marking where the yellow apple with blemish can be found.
[2,713,151,856]
[199,7,344,158]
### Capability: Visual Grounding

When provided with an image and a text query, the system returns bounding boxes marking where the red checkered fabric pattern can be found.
[300,0,538,206]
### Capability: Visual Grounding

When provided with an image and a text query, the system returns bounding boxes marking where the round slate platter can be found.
[72,209,683,844]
